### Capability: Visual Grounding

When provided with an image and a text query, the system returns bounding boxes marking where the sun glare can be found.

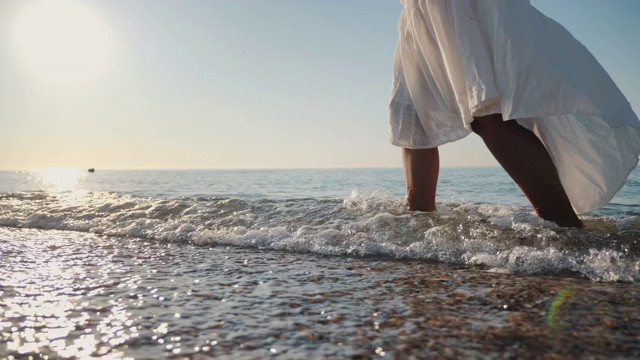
[33,168,86,192]
[10,0,115,86]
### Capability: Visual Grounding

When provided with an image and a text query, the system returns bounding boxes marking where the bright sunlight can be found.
[10,0,115,86]
[33,168,86,192]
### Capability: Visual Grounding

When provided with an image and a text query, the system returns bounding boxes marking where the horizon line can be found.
[0,165,507,172]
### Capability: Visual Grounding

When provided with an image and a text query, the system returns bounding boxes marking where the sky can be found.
[0,0,639,170]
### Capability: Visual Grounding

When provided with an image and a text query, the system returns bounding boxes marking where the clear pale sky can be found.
[1,0,639,170]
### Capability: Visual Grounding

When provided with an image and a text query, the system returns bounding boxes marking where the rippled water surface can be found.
[1,168,639,358]
[3,228,639,359]
[2,228,415,358]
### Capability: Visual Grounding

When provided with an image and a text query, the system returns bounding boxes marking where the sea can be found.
[1,167,639,359]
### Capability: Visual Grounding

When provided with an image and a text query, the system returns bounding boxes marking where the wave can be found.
[1,190,638,282]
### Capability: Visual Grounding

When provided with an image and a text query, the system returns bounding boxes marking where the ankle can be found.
[536,208,583,228]
[406,191,436,212]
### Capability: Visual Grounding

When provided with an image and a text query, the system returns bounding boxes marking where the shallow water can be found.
[1,167,639,358]
[0,184,638,282]
[2,228,639,359]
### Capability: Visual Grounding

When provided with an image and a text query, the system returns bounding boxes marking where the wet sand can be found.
[1,228,639,359]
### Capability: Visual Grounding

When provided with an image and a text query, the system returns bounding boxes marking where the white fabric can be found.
[389,0,640,214]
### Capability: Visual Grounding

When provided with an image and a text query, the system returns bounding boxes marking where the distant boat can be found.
[88,168,95,173]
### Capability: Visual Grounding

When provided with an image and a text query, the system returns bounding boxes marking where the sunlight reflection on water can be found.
[1,230,135,359]
[2,227,640,358]
[31,169,86,192]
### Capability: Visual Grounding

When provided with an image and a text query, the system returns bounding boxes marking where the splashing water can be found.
[0,188,638,282]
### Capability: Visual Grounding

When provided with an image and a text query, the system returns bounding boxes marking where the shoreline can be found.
[1,228,639,358]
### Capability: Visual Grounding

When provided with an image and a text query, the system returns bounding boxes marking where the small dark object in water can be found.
[88,168,95,173]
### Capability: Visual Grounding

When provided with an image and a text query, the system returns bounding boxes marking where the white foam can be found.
[0,191,638,282]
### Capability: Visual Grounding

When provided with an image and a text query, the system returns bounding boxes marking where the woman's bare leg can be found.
[471,114,583,228]
[403,147,439,211]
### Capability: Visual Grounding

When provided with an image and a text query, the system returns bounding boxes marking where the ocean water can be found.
[1,167,639,358]
[1,167,639,280]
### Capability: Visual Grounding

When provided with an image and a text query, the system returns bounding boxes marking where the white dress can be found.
[389,0,640,214]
